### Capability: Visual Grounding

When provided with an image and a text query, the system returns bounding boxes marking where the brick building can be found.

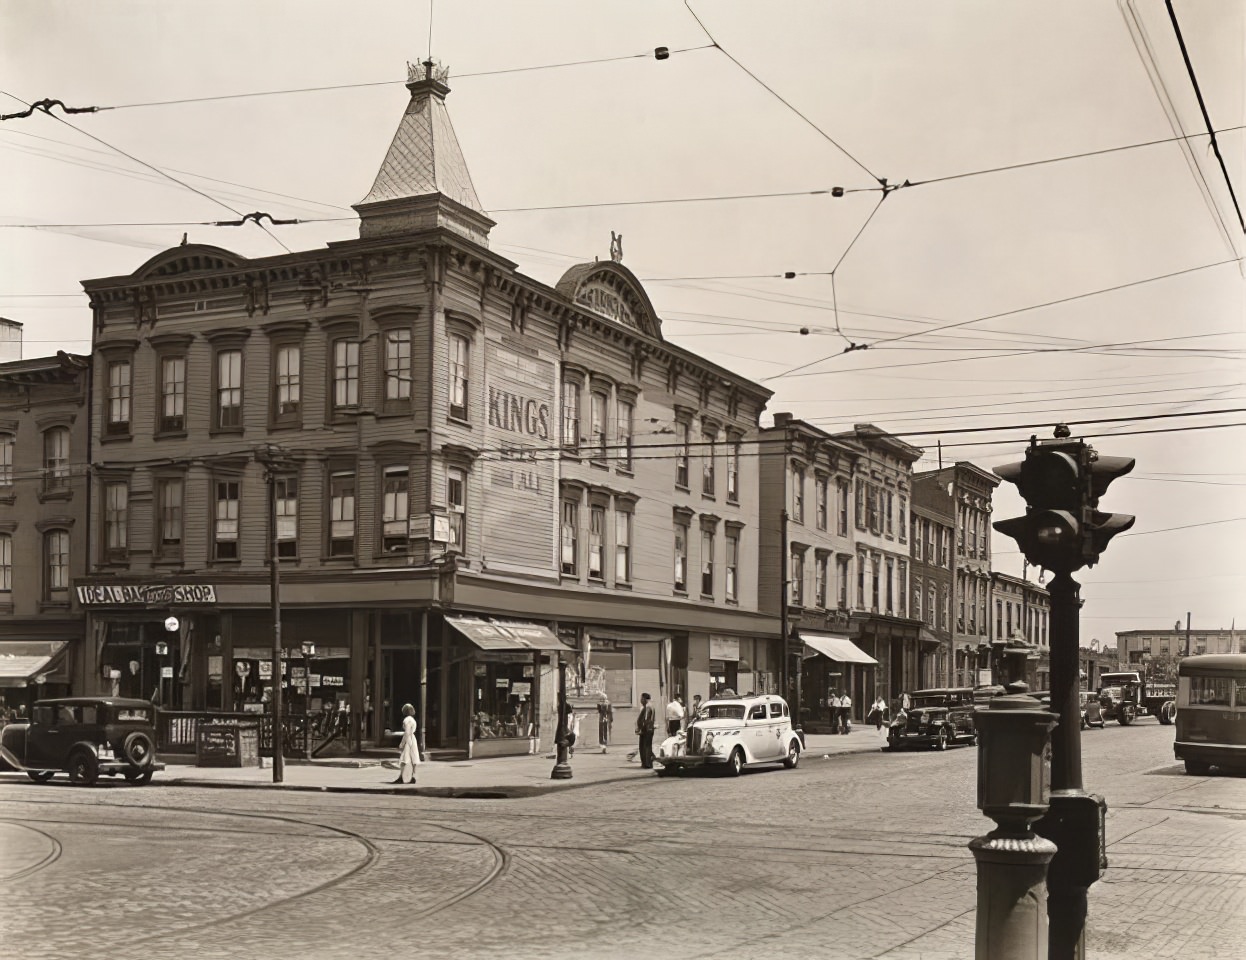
[757,416,926,727]
[990,571,1050,689]
[0,352,91,710]
[75,63,776,758]
[909,471,956,687]
[912,462,999,687]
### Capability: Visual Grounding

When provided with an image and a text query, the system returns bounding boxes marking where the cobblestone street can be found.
[3,722,1243,960]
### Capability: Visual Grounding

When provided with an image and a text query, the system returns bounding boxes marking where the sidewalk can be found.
[150,727,886,798]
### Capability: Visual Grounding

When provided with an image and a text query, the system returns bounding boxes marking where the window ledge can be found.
[153,430,188,442]
[674,484,690,494]
[560,451,582,462]
[99,432,133,444]
[700,594,715,602]
[673,588,688,598]
[725,598,738,607]
[209,427,245,438]
[152,558,184,569]
[37,489,72,503]
[614,467,634,478]
[269,421,303,433]
[39,601,71,613]
[701,493,717,502]
[589,459,610,470]
[613,581,633,591]
[210,558,242,567]
[321,553,357,563]
[446,415,472,429]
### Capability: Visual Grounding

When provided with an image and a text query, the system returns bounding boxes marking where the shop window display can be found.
[472,658,535,740]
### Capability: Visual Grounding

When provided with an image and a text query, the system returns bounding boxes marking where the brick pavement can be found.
[1,722,1240,960]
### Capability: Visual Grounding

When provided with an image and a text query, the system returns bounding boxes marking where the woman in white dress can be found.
[395,703,421,785]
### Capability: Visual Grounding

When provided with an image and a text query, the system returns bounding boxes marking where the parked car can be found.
[1080,691,1105,729]
[655,694,801,776]
[0,697,164,786]
[887,688,978,751]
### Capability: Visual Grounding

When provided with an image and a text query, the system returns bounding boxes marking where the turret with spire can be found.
[354,59,494,244]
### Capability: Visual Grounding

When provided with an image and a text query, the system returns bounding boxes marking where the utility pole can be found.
[780,508,802,741]
[1184,612,1192,658]
[265,457,284,783]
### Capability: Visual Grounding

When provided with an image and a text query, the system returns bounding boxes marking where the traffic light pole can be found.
[1047,572,1083,795]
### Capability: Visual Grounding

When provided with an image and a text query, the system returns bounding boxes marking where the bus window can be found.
[1189,676,1230,706]
[1235,678,1246,708]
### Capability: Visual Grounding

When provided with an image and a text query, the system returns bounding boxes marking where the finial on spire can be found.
[408,59,450,85]
[610,231,624,263]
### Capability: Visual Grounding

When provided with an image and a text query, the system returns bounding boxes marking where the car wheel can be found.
[727,748,744,777]
[124,769,154,786]
[122,731,155,768]
[1159,704,1174,726]
[67,750,99,787]
[1118,707,1134,727]
[935,728,948,751]
[783,740,801,769]
[26,770,55,783]
[886,735,899,752]
[1184,759,1212,776]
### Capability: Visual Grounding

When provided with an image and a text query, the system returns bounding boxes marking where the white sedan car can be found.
[656,694,802,776]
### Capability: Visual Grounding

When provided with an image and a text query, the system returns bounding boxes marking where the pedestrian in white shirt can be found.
[665,696,685,737]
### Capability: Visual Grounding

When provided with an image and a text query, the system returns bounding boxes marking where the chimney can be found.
[772,412,793,427]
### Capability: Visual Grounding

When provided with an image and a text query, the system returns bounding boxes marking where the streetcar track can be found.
[0,819,63,881]
[0,798,511,943]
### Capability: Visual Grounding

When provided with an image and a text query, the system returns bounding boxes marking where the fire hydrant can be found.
[971,682,1059,960]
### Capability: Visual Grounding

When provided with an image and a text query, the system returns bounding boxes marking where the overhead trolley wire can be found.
[766,258,1243,381]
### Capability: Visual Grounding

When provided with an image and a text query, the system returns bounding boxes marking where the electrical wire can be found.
[766,258,1243,381]
[682,0,878,184]
[0,89,292,255]
[1165,0,1246,235]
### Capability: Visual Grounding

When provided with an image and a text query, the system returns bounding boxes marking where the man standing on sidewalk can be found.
[636,692,656,768]
[597,694,613,754]
[828,690,842,733]
[839,690,853,734]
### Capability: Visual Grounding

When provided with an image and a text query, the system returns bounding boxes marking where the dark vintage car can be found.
[1032,690,1106,729]
[0,697,164,786]
[887,688,980,751]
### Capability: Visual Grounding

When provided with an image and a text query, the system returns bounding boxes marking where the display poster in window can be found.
[482,341,557,570]
[709,636,740,661]
[512,682,531,696]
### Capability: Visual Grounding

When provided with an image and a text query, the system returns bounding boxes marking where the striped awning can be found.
[445,616,573,653]
[799,631,878,665]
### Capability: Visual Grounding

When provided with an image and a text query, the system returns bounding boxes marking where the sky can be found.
[1,0,1242,648]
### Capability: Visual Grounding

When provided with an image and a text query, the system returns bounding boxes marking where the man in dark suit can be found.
[636,692,656,768]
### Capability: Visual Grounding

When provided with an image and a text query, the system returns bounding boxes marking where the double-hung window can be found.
[589,505,605,580]
[837,480,849,536]
[331,339,360,413]
[45,530,69,599]
[590,392,608,461]
[328,470,356,557]
[156,478,183,560]
[275,476,298,559]
[815,552,828,608]
[837,555,850,609]
[381,466,409,552]
[448,334,469,420]
[561,500,579,575]
[674,420,689,488]
[702,428,716,497]
[562,382,581,453]
[674,522,688,592]
[160,356,186,433]
[616,398,634,471]
[700,529,715,597]
[106,360,131,436]
[384,328,412,401]
[790,549,805,606]
[791,466,805,524]
[104,481,129,560]
[214,481,240,561]
[216,350,243,430]
[816,477,828,530]
[726,437,740,503]
[615,509,632,584]
[447,467,465,548]
[273,345,301,421]
[725,531,739,602]
[0,433,12,490]
[0,533,10,592]
[43,428,69,493]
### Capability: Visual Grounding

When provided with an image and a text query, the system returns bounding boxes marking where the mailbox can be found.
[975,682,1059,834]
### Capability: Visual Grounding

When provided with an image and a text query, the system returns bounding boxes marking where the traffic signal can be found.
[993,434,1135,572]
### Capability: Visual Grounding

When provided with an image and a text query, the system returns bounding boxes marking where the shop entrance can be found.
[709,659,738,698]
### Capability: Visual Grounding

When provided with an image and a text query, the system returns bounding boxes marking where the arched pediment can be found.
[133,244,246,280]
[555,261,663,340]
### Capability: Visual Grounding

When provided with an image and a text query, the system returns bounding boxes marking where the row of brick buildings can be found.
[0,62,1055,752]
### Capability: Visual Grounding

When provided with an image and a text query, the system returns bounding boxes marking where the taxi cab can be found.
[655,693,801,776]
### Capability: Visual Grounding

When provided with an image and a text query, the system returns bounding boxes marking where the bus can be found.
[1174,654,1246,776]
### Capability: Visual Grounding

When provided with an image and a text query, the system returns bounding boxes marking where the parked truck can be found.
[1098,671,1176,725]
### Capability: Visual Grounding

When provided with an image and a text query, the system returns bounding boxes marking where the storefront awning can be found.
[0,641,68,688]
[446,616,573,653]
[799,631,878,665]
[919,628,943,647]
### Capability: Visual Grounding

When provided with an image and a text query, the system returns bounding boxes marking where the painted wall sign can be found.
[76,584,218,606]
[483,341,556,569]
[710,636,741,662]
